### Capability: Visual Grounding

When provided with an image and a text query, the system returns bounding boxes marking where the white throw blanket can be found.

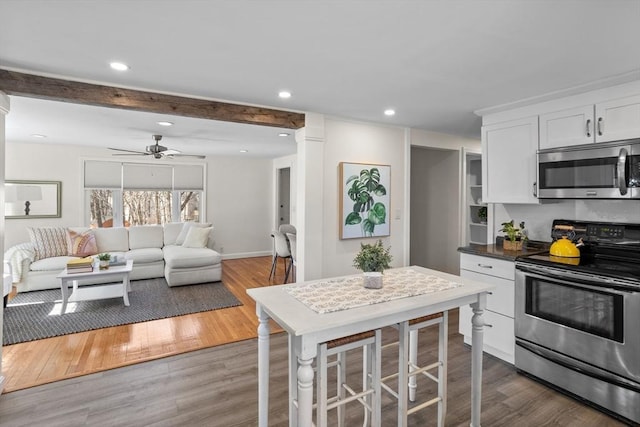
[4,242,35,283]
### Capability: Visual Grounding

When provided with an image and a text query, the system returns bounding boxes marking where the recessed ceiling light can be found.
[157,121,173,127]
[110,62,129,71]
[278,91,291,99]
[278,132,290,137]
[239,149,249,153]
[384,109,396,116]
[31,134,47,138]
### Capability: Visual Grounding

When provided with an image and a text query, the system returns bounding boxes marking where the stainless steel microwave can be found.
[538,139,640,199]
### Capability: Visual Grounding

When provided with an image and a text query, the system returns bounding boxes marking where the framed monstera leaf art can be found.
[339,162,390,240]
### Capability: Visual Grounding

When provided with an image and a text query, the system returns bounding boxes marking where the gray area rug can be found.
[3,278,241,345]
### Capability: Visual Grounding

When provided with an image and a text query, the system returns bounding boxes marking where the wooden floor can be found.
[0,257,628,426]
[0,300,626,426]
[1,256,286,393]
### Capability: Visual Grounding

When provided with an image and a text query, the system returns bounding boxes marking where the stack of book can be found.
[66,256,94,274]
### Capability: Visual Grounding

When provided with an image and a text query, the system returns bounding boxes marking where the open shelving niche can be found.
[462,150,488,245]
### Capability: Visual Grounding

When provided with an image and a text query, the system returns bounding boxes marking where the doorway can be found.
[410,146,460,275]
[277,167,291,226]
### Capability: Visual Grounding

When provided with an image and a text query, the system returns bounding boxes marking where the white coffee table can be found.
[56,260,133,314]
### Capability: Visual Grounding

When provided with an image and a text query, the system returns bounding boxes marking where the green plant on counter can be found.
[97,253,111,261]
[353,240,392,272]
[499,220,527,242]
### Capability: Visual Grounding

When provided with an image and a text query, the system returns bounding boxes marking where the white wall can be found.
[321,118,407,278]
[5,142,274,258]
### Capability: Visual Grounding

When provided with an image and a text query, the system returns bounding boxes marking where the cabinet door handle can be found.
[533,182,537,197]
[487,291,493,295]
[597,117,604,136]
[586,119,592,137]
[477,263,493,269]
[485,323,493,328]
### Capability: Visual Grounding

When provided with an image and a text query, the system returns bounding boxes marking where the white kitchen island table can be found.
[247,265,494,427]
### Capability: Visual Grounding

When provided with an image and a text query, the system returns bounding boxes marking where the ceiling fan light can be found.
[157,121,173,127]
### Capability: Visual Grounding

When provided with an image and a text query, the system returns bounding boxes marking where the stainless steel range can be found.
[515,219,640,425]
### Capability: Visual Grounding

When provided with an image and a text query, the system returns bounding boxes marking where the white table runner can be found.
[285,268,461,314]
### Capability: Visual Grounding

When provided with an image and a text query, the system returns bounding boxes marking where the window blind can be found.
[173,165,204,190]
[122,163,173,190]
[84,161,122,188]
[84,161,204,190]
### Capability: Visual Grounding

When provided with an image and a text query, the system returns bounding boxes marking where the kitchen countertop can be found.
[458,241,550,262]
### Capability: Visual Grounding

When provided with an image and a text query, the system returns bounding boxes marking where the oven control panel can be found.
[587,224,625,240]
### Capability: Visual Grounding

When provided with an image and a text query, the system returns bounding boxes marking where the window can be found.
[84,161,205,227]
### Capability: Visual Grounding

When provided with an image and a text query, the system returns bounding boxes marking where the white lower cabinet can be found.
[458,253,515,364]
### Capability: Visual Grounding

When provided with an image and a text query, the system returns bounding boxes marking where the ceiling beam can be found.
[0,69,305,129]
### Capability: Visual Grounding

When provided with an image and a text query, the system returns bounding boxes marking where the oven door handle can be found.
[516,340,640,393]
[516,264,639,293]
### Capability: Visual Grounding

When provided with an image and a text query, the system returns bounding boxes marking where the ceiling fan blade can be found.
[111,153,149,156]
[171,154,206,159]
[163,149,181,155]
[109,147,147,154]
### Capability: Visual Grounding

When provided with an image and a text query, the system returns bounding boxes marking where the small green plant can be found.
[97,253,111,261]
[477,206,487,222]
[353,240,393,272]
[499,220,527,242]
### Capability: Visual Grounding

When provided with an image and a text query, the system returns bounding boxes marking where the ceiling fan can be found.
[109,135,205,159]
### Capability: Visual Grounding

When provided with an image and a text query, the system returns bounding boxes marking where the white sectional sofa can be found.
[5,223,222,293]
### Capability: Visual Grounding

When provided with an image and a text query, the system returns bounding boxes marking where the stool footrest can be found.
[407,396,441,415]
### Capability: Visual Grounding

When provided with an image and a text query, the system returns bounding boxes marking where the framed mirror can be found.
[5,180,62,219]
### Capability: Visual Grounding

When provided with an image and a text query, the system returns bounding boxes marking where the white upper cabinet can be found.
[482,116,539,204]
[595,94,640,143]
[540,95,640,149]
[539,105,594,149]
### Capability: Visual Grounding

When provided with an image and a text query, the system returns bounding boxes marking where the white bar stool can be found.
[290,330,383,427]
[381,311,448,427]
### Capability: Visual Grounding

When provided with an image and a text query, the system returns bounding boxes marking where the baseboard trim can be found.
[222,251,271,260]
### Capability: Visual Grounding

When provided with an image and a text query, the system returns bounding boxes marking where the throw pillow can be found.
[27,227,69,261]
[175,222,212,245]
[66,229,98,257]
[182,227,212,248]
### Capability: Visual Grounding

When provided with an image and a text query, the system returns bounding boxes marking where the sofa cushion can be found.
[175,222,212,245]
[163,223,184,246]
[30,256,77,272]
[66,229,98,257]
[93,228,129,253]
[129,225,164,249]
[163,246,222,269]
[125,248,164,264]
[27,227,69,261]
[182,227,212,248]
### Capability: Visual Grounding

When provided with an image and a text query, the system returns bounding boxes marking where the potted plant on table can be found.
[500,220,527,251]
[353,240,393,289]
[97,253,111,270]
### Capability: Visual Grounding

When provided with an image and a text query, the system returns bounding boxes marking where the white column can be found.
[295,113,325,281]
[0,91,9,395]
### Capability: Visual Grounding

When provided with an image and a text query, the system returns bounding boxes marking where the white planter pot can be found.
[99,260,109,270]
[363,271,383,289]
